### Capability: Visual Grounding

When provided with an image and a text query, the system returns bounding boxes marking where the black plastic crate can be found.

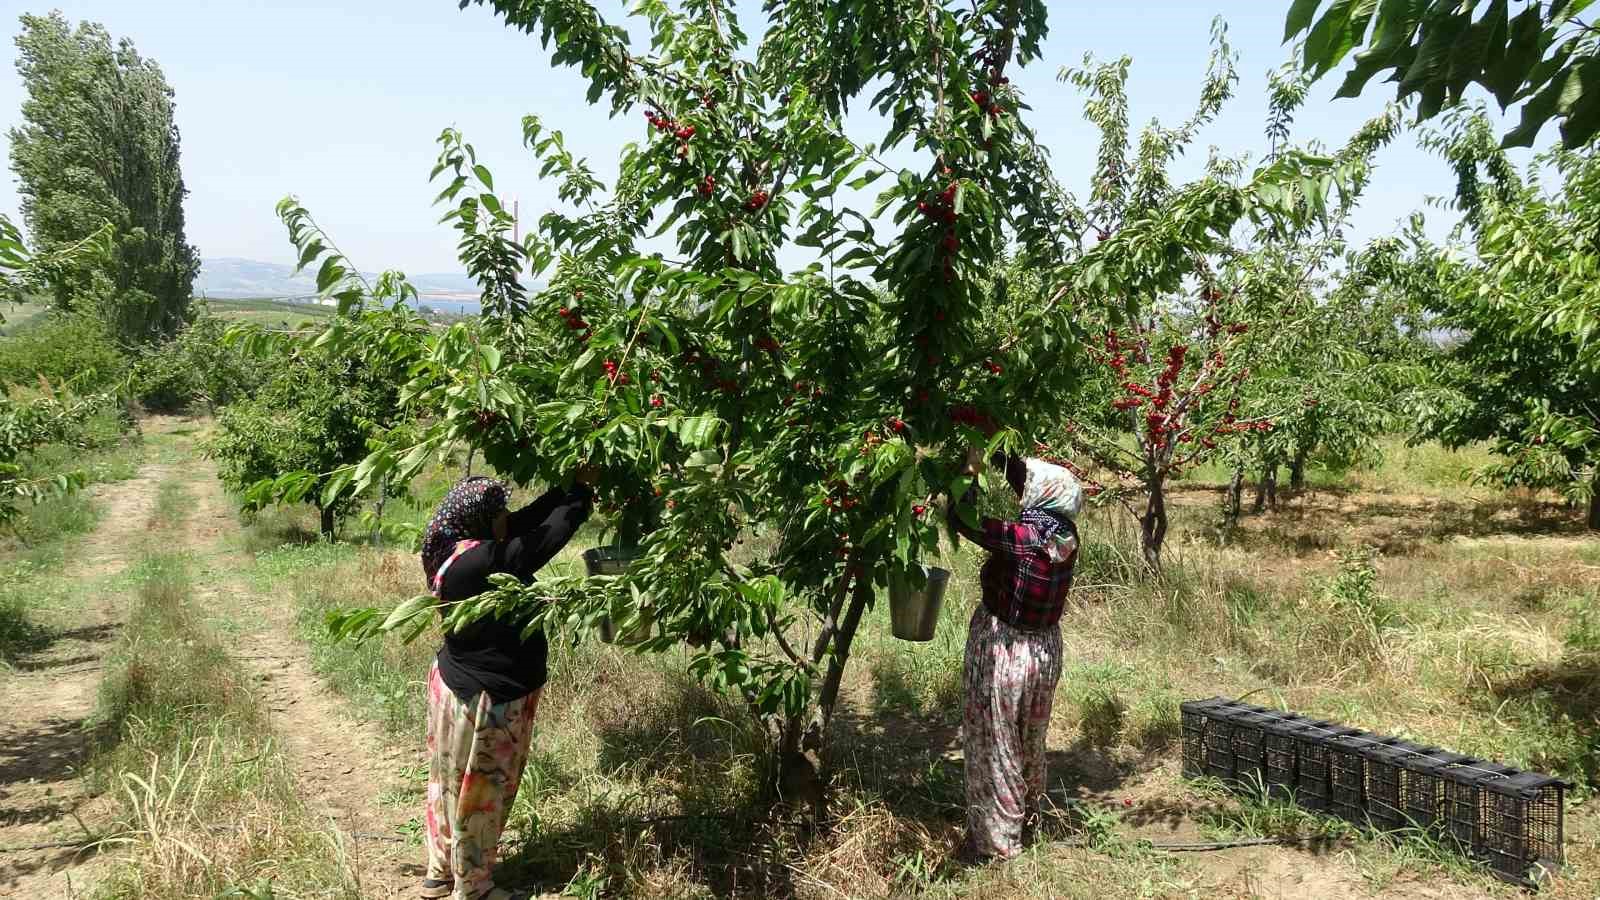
[1261,713,1308,801]
[1292,721,1360,813]
[1442,760,1515,852]
[1399,750,1473,835]
[1227,709,1276,792]
[1328,732,1380,825]
[1477,771,1567,887]
[1180,697,1234,779]
[1204,711,1242,782]
[1363,740,1432,831]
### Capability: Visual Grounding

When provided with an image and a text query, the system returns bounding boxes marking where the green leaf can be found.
[1286,0,1324,41]
[316,256,346,293]
[473,164,495,190]
[382,594,438,631]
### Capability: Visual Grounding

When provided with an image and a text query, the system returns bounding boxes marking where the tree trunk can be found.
[1224,465,1244,528]
[1140,480,1168,574]
[370,474,389,547]
[1289,448,1308,492]
[318,504,336,540]
[776,571,873,818]
[1588,491,1600,531]
[1254,465,1278,513]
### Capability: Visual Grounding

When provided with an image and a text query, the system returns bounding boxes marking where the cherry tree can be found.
[1041,57,1399,570]
[240,2,1350,804]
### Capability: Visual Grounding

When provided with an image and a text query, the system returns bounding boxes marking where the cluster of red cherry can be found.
[557,302,592,343]
[948,404,997,436]
[645,108,695,160]
[915,180,962,281]
[601,358,631,386]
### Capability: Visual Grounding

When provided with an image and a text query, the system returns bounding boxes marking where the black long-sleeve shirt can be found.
[434,483,593,704]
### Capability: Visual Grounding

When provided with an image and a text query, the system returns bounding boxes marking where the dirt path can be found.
[0,420,179,897]
[184,452,416,898]
[1,419,416,898]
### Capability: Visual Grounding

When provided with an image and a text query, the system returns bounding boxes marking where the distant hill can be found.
[196,258,488,305]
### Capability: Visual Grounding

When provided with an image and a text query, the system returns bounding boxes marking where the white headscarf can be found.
[1021,458,1084,520]
[1018,458,1083,564]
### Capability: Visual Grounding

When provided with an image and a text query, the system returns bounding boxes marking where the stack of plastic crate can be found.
[1178,697,1568,888]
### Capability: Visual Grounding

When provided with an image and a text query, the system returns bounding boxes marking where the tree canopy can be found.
[8,11,198,343]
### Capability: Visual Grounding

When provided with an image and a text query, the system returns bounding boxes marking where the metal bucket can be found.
[583,547,653,644]
[888,565,951,642]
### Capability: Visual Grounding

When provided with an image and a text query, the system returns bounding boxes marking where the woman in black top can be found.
[418,472,594,900]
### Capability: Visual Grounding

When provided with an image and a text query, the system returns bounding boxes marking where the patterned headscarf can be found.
[421,476,510,583]
[1018,458,1084,563]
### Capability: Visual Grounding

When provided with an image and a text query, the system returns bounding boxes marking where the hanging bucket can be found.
[888,565,951,642]
[583,547,652,644]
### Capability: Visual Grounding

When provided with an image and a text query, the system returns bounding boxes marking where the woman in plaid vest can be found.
[948,452,1084,861]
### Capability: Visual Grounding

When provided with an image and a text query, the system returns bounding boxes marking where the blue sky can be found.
[0,1,1535,276]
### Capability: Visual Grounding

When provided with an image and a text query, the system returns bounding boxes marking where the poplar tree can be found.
[9,12,198,342]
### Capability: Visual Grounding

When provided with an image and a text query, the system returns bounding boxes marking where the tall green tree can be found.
[1411,110,1600,530]
[8,11,198,343]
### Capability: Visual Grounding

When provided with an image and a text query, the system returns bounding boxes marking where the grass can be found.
[202,297,334,329]
[88,478,360,899]
[0,420,142,666]
[212,441,1600,898]
[0,559,54,663]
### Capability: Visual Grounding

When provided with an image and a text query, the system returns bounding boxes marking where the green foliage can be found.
[1409,110,1600,523]
[8,11,198,342]
[130,315,269,413]
[272,0,1372,778]
[1287,0,1600,148]
[0,311,128,391]
[0,388,124,531]
[1044,42,1400,569]
[207,350,398,537]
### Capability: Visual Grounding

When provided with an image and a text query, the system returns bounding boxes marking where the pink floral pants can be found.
[962,607,1063,859]
[425,661,541,899]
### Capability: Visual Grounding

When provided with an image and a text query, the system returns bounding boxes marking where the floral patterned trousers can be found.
[962,607,1064,859]
[425,661,541,899]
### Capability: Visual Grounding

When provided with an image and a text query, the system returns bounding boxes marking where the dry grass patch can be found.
[91,550,357,899]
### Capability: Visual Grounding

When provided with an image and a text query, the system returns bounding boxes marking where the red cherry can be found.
[676,125,695,140]
[650,395,664,408]
[558,307,570,317]
[913,505,927,516]
[971,90,989,106]
[890,418,905,433]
